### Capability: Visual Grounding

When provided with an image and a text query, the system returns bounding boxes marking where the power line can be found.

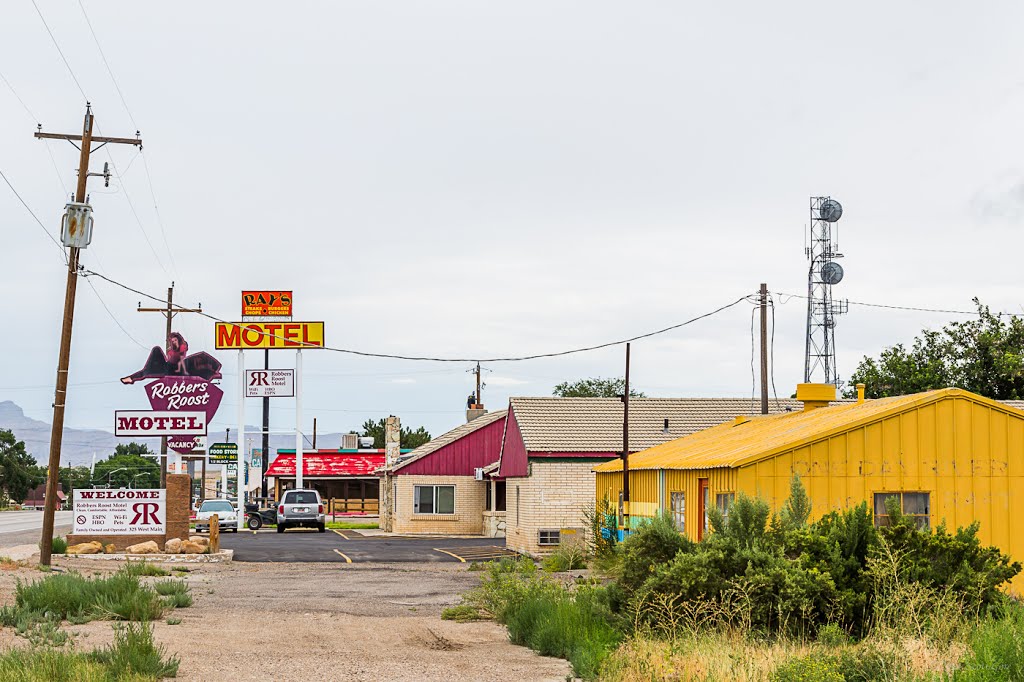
[774,292,1011,317]
[84,276,146,349]
[76,0,135,129]
[84,268,751,363]
[102,149,170,277]
[0,68,38,121]
[0,166,66,258]
[30,0,88,101]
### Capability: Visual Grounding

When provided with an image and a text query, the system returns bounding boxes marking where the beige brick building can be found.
[382,410,507,536]
[497,397,826,556]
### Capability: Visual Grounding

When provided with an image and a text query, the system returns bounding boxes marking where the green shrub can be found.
[771,655,845,682]
[89,621,180,679]
[542,545,587,572]
[50,536,67,555]
[166,617,182,625]
[121,561,169,578]
[615,513,691,600]
[955,600,1024,681]
[817,623,850,647]
[162,592,193,609]
[153,579,188,596]
[441,604,485,622]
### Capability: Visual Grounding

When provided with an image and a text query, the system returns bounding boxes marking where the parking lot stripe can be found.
[433,548,466,563]
[332,549,353,563]
[332,529,350,540]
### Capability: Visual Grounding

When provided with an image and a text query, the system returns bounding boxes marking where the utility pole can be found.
[475,361,482,405]
[621,343,631,532]
[760,283,769,415]
[137,283,203,487]
[38,104,142,567]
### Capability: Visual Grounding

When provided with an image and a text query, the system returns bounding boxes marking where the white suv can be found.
[277,489,326,533]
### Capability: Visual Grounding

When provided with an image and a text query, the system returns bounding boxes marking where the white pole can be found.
[237,349,245,529]
[296,349,303,489]
[90,452,96,477]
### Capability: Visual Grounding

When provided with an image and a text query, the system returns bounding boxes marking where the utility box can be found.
[61,202,94,248]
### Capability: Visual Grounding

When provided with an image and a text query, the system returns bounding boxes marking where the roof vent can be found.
[663,418,669,434]
[796,383,837,411]
[734,415,750,426]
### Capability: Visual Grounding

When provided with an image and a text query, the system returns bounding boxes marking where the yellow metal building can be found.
[595,385,1024,584]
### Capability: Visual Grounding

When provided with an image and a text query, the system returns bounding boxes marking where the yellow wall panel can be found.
[810,441,829,477]
[919,404,938,476]
[936,401,955,476]
[955,400,973,476]
[1010,420,1024,477]
[829,433,848,477]
[973,404,991,477]
[990,475,1009,551]
[901,411,919,484]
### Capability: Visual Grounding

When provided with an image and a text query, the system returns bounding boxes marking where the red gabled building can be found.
[267,449,400,515]
[381,410,507,536]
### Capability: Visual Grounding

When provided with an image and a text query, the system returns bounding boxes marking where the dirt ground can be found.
[0,558,571,682]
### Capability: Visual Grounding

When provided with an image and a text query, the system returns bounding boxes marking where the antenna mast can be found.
[803,196,848,386]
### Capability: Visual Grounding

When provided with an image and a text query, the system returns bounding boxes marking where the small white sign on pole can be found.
[73,489,166,535]
[244,369,295,398]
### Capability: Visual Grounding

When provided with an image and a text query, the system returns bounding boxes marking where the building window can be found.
[413,485,455,515]
[874,492,930,530]
[485,481,507,512]
[539,529,561,546]
[670,492,685,532]
[716,493,735,526]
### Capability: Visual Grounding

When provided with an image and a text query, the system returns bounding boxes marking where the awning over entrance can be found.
[266,452,385,478]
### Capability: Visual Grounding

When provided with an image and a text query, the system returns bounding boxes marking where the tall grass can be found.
[0,621,178,681]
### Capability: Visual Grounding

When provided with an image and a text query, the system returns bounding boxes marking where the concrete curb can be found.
[60,549,234,563]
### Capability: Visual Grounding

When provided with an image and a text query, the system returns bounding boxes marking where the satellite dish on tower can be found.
[821,261,844,285]
[820,199,843,222]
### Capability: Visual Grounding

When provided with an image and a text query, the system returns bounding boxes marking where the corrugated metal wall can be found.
[597,397,1024,578]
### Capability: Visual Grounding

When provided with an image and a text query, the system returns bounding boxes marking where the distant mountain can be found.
[0,400,355,467]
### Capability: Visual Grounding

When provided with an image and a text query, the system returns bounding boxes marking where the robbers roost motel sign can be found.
[114,411,207,437]
[73,489,166,535]
[214,322,325,350]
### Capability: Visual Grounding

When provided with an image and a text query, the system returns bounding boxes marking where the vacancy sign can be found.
[215,322,324,350]
[114,411,207,437]
[73,489,166,535]
[245,369,295,398]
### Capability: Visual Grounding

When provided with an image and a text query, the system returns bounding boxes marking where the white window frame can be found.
[413,484,455,515]
[670,491,685,532]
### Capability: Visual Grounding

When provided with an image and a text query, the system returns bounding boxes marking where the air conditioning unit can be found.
[474,468,485,481]
[358,436,375,449]
[341,433,358,450]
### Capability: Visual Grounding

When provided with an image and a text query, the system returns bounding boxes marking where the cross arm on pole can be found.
[35,132,142,146]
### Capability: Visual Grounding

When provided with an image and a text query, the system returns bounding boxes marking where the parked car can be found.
[277,489,325,533]
[195,499,239,533]
[244,497,278,530]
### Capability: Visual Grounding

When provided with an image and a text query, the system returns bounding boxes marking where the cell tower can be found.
[804,196,848,386]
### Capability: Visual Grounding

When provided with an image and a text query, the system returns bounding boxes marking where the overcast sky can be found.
[3,2,1024,452]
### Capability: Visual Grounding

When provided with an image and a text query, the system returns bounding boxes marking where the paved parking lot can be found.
[218,529,518,563]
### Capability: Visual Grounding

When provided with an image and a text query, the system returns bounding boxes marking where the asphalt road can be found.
[219,529,518,564]
[0,511,73,548]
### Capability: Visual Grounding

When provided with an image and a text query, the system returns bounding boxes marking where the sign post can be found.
[296,349,303,489]
[237,349,245,529]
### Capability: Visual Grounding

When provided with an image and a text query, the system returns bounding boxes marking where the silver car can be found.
[196,499,239,533]
[277,489,326,533]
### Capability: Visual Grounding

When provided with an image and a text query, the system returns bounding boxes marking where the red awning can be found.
[265,453,385,478]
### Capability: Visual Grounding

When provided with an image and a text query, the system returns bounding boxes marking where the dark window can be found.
[874,492,930,530]
[539,529,560,546]
[413,485,455,515]
[283,491,318,505]
[495,481,506,512]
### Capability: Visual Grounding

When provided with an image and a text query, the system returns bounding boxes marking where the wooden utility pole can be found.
[260,348,270,498]
[621,343,631,531]
[760,283,769,415]
[38,104,142,567]
[475,361,482,406]
[137,283,203,487]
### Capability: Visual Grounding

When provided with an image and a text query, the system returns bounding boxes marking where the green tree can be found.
[552,377,646,398]
[847,299,1024,399]
[360,419,431,450]
[58,465,93,497]
[93,442,160,489]
[0,430,46,504]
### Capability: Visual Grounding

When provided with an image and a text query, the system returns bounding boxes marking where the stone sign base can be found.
[67,474,191,552]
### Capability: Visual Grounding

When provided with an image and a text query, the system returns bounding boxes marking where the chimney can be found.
[856,383,866,404]
[384,415,401,468]
[796,383,836,412]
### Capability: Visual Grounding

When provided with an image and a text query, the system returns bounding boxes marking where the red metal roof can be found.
[266,452,385,478]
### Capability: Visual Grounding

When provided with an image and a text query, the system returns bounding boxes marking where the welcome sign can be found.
[73,489,166,535]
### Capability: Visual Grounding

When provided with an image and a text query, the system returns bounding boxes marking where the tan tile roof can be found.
[508,397,837,453]
[390,409,507,472]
